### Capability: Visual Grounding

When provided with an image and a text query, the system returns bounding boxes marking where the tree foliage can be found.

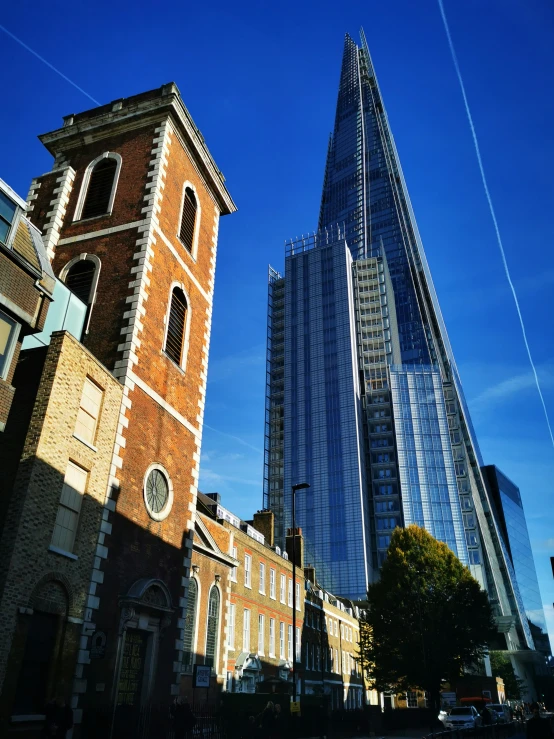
[489,651,525,700]
[360,525,496,710]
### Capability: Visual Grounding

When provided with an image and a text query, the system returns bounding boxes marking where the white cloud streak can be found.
[437,0,554,451]
[203,423,263,454]
[0,24,100,105]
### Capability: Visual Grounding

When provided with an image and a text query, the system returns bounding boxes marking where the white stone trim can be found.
[57,219,147,245]
[25,179,42,212]
[73,152,122,222]
[42,167,76,261]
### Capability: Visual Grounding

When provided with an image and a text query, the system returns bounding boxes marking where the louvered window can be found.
[81,158,117,219]
[65,260,96,304]
[182,579,197,671]
[164,287,187,365]
[205,587,220,668]
[179,187,197,253]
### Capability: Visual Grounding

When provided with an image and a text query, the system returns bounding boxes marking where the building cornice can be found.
[38,84,237,216]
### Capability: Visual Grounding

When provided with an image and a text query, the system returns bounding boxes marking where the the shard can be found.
[264,32,550,673]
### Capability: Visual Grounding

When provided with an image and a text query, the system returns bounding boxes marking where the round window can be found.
[143,464,173,521]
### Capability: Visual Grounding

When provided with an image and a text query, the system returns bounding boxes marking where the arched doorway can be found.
[111,579,174,739]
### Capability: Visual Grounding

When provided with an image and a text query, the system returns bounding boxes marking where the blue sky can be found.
[2,0,553,644]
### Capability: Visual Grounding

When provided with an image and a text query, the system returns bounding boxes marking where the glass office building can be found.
[264,30,536,656]
[483,466,552,658]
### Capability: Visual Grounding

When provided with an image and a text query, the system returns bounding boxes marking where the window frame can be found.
[183,577,200,671]
[0,309,20,381]
[73,152,122,222]
[205,585,221,670]
[74,376,103,448]
[177,181,201,260]
[50,460,88,554]
[60,255,101,335]
[227,602,235,650]
[244,554,252,588]
[0,186,22,247]
[269,618,275,657]
[243,608,251,652]
[269,568,276,599]
[162,281,191,372]
[143,462,174,522]
[258,614,265,655]
[259,562,265,594]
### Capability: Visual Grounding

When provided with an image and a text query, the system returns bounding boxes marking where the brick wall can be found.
[16,87,235,733]
[0,331,122,724]
[0,252,43,324]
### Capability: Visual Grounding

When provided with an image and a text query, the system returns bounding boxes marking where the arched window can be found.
[164,287,187,365]
[81,157,118,220]
[205,586,220,668]
[65,260,96,304]
[179,187,197,253]
[182,579,197,671]
[61,255,101,336]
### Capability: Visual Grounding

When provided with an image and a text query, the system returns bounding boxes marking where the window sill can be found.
[162,351,186,376]
[244,584,252,590]
[48,545,78,561]
[11,715,46,723]
[73,213,113,225]
[176,236,197,263]
[73,433,97,452]
[259,591,266,596]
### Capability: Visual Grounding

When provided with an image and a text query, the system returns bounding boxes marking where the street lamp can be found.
[291,482,310,704]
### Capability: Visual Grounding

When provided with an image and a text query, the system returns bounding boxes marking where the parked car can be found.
[486,704,511,723]
[444,706,482,729]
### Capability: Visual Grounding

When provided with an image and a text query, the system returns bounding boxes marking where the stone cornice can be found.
[38,83,237,216]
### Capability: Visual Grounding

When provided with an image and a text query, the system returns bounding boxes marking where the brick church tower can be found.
[24,85,235,729]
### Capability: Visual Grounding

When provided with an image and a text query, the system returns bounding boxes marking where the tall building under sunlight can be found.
[263,32,548,679]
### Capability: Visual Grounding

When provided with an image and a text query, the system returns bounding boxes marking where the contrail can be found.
[0,24,100,106]
[437,0,554,450]
[203,423,263,454]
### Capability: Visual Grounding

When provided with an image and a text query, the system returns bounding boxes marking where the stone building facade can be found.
[0,331,123,733]
[183,493,364,706]
[302,576,364,710]
[0,85,235,736]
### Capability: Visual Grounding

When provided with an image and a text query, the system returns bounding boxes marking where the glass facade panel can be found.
[22,278,87,350]
[389,365,468,563]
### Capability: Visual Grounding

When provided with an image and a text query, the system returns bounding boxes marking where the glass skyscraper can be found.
[482,466,552,658]
[264,31,543,663]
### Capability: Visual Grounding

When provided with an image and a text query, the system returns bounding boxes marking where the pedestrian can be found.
[272,703,286,739]
[482,706,492,726]
[171,697,197,739]
[258,701,275,733]
[526,702,552,739]
[43,695,73,739]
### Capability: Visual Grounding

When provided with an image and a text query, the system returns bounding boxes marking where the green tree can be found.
[489,651,525,700]
[360,525,496,713]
